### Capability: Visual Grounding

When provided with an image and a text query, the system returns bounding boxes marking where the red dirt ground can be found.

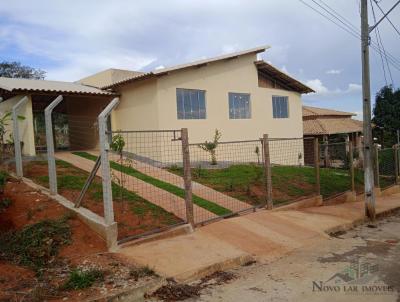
[0,177,158,301]
[19,161,181,240]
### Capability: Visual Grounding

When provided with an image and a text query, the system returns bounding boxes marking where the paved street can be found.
[197,211,400,302]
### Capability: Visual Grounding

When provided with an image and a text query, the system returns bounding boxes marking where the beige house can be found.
[0,46,313,163]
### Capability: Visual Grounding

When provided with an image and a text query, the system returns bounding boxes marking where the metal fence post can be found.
[181,128,195,227]
[373,144,380,189]
[394,144,399,185]
[314,137,321,196]
[262,134,273,209]
[349,141,355,192]
[98,97,119,225]
[45,95,63,195]
[12,96,28,178]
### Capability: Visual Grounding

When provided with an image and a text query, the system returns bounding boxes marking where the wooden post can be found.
[373,144,380,189]
[323,135,329,167]
[349,142,355,192]
[262,134,273,209]
[181,128,195,227]
[394,144,399,185]
[314,137,321,196]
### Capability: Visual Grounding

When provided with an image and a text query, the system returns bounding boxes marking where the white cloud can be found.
[326,69,342,75]
[155,65,165,70]
[305,79,329,94]
[346,83,362,93]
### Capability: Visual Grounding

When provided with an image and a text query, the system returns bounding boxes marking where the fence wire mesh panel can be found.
[95,129,188,241]
[378,147,397,189]
[269,137,318,206]
[188,139,265,225]
[319,142,353,200]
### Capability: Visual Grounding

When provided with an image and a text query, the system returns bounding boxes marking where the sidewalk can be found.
[118,192,400,282]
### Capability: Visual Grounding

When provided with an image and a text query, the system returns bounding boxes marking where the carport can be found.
[0,77,116,156]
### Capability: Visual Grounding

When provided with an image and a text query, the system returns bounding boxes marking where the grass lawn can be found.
[26,160,179,226]
[169,164,369,203]
[72,152,232,216]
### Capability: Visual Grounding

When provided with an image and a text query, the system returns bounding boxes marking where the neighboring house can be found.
[0,46,314,164]
[302,105,363,165]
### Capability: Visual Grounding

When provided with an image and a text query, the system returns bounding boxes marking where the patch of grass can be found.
[0,197,11,212]
[62,269,104,290]
[129,266,158,281]
[32,161,179,224]
[0,170,8,191]
[0,217,71,271]
[169,164,364,202]
[73,152,232,216]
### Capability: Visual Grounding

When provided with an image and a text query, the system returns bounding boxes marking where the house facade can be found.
[0,46,313,165]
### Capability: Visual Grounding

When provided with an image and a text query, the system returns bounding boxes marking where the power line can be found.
[370,0,394,86]
[373,0,400,38]
[299,0,400,72]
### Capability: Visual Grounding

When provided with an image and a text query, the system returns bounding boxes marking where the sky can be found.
[0,0,399,119]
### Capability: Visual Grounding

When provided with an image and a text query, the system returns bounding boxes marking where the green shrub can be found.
[0,198,11,212]
[0,218,71,270]
[0,171,8,191]
[62,269,104,290]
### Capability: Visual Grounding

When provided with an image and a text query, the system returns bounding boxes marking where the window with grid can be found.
[272,96,289,118]
[176,88,206,119]
[229,92,251,119]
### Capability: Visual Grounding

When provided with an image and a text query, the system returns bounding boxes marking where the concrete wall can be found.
[0,95,36,156]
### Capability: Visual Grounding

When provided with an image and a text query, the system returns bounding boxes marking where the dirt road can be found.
[197,211,400,302]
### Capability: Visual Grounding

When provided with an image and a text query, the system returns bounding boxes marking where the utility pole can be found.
[361,0,376,221]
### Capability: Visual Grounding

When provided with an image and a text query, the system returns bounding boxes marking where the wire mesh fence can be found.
[378,147,398,189]
[319,141,353,199]
[188,139,265,224]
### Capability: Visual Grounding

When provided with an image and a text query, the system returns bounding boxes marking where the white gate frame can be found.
[98,97,119,225]
[12,96,29,178]
[45,95,63,195]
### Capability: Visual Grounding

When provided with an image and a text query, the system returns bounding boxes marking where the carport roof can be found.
[0,77,115,96]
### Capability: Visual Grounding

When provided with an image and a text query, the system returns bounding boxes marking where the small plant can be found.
[129,266,158,281]
[0,112,25,160]
[110,134,125,155]
[62,269,104,290]
[255,146,260,164]
[0,197,11,212]
[298,152,303,166]
[199,129,222,165]
[0,170,8,193]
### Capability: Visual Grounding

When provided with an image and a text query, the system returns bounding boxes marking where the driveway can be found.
[198,211,400,302]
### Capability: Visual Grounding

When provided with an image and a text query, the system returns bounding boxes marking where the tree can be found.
[199,129,222,165]
[372,85,400,147]
[0,61,46,79]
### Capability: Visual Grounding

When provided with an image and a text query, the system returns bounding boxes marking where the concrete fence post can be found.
[314,137,321,196]
[349,141,355,192]
[373,144,380,189]
[98,97,119,225]
[12,96,28,178]
[45,95,63,195]
[181,128,195,228]
[394,144,399,185]
[262,134,273,210]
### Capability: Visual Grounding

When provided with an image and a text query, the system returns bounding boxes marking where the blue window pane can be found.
[272,96,288,118]
[176,88,206,119]
[229,93,251,119]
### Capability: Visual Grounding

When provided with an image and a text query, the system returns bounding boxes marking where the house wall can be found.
[110,54,304,165]
[155,53,303,143]
[0,95,36,156]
